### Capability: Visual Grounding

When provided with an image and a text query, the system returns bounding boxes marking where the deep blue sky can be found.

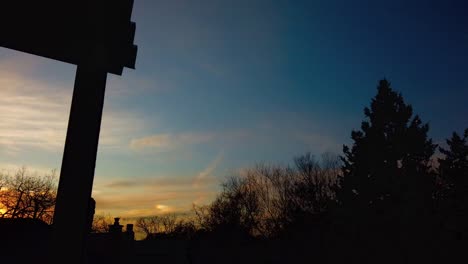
[132,0,468,145]
[0,0,467,216]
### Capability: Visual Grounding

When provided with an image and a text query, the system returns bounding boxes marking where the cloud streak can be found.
[0,54,145,155]
[0,64,71,154]
[193,150,224,188]
[129,132,214,151]
[93,152,224,217]
[127,115,342,163]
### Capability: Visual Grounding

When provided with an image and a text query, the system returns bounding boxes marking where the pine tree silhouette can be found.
[438,129,468,238]
[335,79,437,263]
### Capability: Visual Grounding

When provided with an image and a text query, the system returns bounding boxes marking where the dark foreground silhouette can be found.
[1,2,137,262]
[1,79,467,263]
[1,217,466,264]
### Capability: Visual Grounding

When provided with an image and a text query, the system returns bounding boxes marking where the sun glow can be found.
[155,204,170,213]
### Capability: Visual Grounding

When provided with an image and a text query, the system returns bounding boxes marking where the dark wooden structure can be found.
[0,1,137,263]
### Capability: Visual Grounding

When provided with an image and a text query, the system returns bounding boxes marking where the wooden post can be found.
[51,64,108,263]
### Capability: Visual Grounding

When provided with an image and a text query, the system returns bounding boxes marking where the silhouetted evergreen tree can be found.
[438,129,468,237]
[335,79,437,263]
[439,129,468,196]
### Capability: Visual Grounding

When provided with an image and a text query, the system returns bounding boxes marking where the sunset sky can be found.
[0,0,467,218]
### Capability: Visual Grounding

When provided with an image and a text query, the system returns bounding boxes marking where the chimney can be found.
[126,224,135,240]
[109,217,123,234]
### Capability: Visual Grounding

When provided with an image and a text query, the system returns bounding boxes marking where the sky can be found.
[0,0,467,218]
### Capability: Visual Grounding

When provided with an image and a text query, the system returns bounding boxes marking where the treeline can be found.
[133,79,467,263]
[117,153,340,240]
[192,152,340,238]
[2,79,467,263]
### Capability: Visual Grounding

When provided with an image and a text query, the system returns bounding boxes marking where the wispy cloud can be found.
[129,132,214,151]
[103,175,219,190]
[93,152,224,217]
[128,116,342,160]
[93,186,219,217]
[193,151,224,188]
[0,62,71,154]
[0,55,145,155]
[0,163,56,176]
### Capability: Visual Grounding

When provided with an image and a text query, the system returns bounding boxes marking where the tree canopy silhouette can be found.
[335,79,437,263]
[439,129,468,198]
[438,128,468,238]
[0,167,57,223]
[340,79,436,210]
[193,152,340,238]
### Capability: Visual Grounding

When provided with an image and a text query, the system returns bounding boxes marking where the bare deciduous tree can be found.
[135,216,162,239]
[171,218,197,238]
[161,214,177,234]
[0,167,57,223]
[192,153,341,237]
[91,214,114,233]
